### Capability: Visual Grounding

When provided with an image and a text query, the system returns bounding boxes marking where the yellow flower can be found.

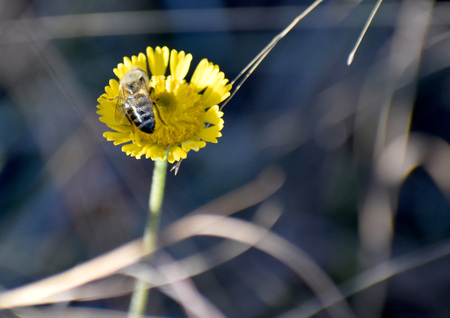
[97,46,231,163]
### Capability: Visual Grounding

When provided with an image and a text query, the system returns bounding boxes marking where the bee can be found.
[116,67,163,134]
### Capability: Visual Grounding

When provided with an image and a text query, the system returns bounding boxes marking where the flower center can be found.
[137,75,204,147]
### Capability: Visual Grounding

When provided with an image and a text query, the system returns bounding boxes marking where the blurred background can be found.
[0,0,449,317]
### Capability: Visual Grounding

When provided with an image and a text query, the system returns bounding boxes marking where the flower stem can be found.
[128,158,168,318]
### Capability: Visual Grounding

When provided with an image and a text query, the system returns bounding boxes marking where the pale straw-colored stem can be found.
[347,0,383,65]
[220,0,324,111]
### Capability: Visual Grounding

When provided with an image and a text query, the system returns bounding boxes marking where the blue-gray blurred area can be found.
[0,0,450,317]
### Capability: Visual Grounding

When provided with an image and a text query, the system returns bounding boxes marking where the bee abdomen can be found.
[125,94,156,134]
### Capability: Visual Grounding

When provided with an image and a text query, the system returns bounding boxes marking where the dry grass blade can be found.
[150,252,227,318]
[0,240,145,308]
[162,215,356,318]
[0,167,284,308]
[220,0,324,111]
[32,201,283,304]
[284,239,450,318]
[347,0,383,65]
[353,1,435,315]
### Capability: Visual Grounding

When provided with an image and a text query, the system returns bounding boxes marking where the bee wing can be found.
[114,96,127,124]
[115,96,137,133]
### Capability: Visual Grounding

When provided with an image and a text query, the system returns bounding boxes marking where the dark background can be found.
[0,0,449,317]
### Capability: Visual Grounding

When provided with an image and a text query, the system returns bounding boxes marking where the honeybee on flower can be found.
[115,66,161,134]
[97,46,231,163]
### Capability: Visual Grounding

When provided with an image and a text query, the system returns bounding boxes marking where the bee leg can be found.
[129,119,136,133]
[149,87,167,126]
[153,103,166,126]
[149,86,156,99]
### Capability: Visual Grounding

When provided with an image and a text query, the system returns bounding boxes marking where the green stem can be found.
[128,158,168,318]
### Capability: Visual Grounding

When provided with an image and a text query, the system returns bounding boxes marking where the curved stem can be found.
[128,158,168,318]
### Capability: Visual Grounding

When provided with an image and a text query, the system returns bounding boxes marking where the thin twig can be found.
[347,0,383,65]
[220,0,324,111]
[170,1,324,174]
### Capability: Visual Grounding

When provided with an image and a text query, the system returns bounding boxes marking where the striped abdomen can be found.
[124,94,155,134]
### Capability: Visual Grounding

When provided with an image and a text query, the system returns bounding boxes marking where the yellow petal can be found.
[201,71,231,107]
[122,143,143,159]
[190,59,220,92]
[103,131,131,145]
[181,140,206,152]
[113,57,130,79]
[113,55,148,80]
[168,146,187,163]
[170,49,192,81]
[203,105,224,125]
[145,145,166,160]
[147,46,169,76]
[132,53,148,72]
[197,126,222,143]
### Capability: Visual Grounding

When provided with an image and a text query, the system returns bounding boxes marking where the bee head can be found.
[120,67,149,95]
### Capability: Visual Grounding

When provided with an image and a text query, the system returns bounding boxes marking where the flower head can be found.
[97,46,231,163]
